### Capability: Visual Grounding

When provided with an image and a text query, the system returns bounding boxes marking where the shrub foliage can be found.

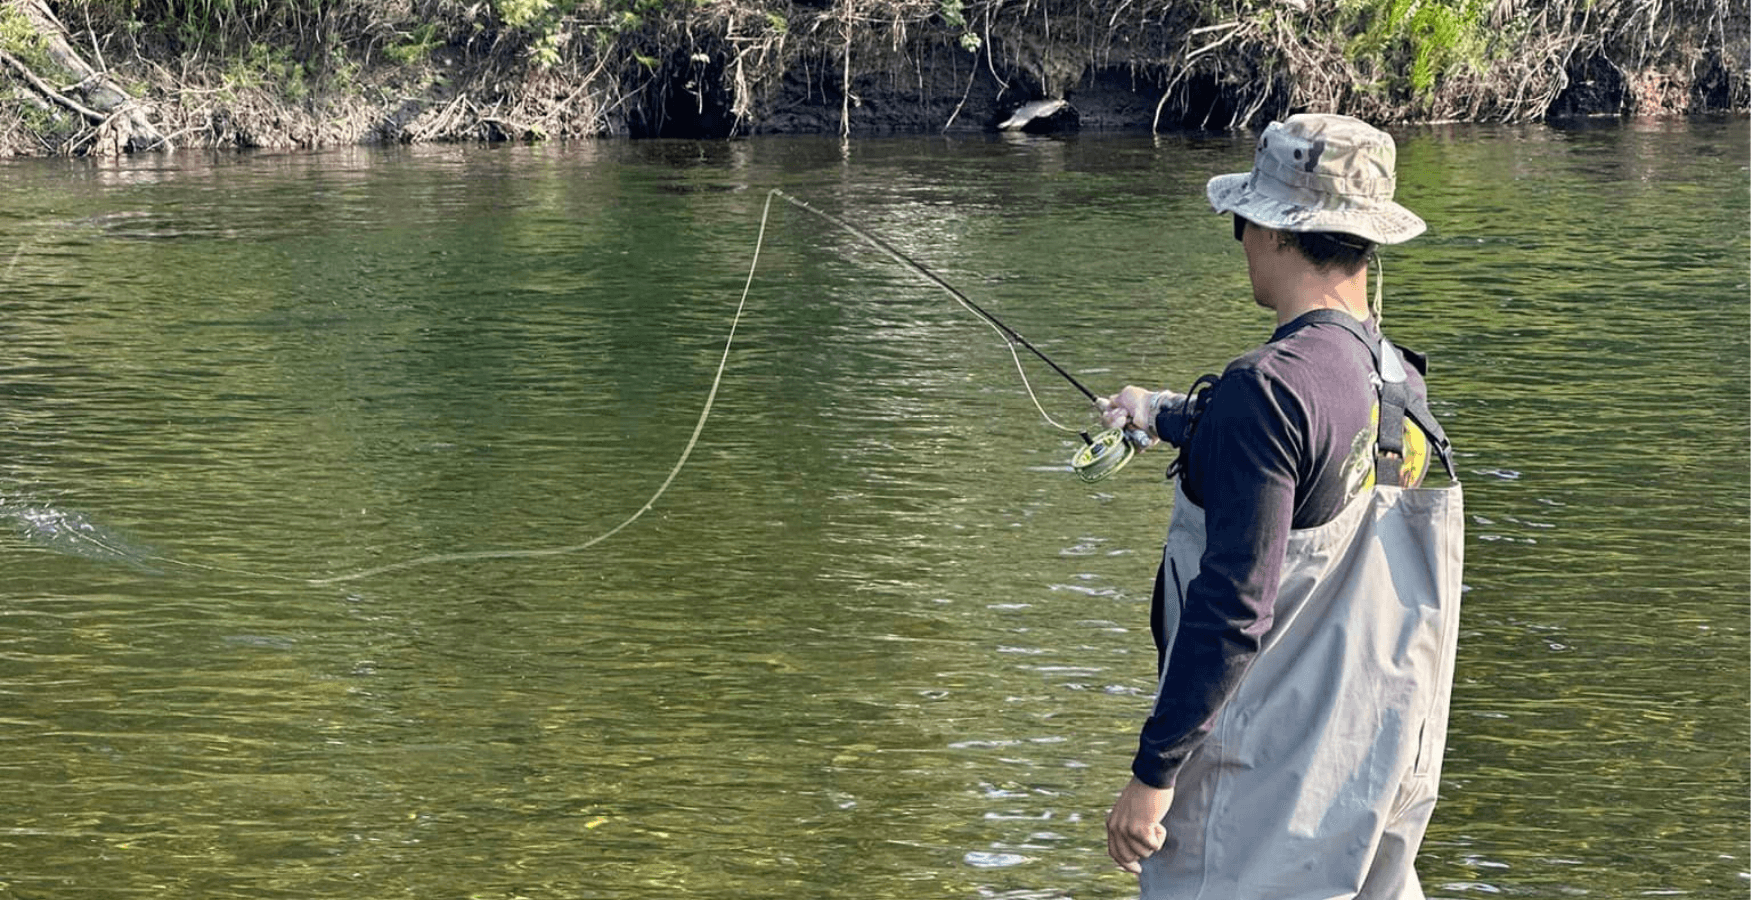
[1,0,1748,149]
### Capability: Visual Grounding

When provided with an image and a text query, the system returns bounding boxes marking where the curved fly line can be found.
[18,189,1127,587]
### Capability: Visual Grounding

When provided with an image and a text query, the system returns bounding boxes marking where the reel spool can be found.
[1071,428,1141,483]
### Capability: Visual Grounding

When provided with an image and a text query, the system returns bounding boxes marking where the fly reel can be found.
[1071,428,1150,483]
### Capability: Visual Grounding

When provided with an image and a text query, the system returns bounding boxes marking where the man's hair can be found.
[1274,230,1376,273]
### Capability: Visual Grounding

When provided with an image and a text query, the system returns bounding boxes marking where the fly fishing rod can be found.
[770,190,1147,482]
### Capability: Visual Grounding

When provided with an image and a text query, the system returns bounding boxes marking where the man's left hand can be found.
[1105,776,1174,874]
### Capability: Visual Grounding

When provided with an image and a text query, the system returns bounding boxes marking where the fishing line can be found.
[6,240,31,278]
[296,192,775,586]
[768,190,1145,481]
[308,189,768,585]
[10,188,1137,586]
[8,192,768,587]
[771,190,1089,433]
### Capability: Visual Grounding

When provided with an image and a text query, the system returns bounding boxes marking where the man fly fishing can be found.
[1095,114,1465,899]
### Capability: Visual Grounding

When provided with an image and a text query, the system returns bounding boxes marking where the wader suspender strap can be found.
[1301,310,1458,483]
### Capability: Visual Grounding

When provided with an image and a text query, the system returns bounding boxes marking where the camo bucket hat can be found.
[1207,114,1426,245]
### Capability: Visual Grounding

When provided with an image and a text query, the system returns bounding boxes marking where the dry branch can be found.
[0,48,105,122]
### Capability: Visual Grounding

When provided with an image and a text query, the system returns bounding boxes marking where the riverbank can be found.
[0,0,1747,155]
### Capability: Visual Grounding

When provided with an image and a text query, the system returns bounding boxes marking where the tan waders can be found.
[1140,317,1464,900]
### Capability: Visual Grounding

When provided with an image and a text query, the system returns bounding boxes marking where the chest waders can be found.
[1139,312,1464,900]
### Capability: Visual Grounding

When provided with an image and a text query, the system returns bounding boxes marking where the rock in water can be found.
[997,100,1079,134]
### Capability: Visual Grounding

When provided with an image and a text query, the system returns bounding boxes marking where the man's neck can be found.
[1270,267,1371,325]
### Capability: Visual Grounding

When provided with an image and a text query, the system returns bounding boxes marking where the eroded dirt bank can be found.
[1,0,1747,155]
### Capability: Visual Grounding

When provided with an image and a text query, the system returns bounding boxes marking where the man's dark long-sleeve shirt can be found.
[1132,310,1428,789]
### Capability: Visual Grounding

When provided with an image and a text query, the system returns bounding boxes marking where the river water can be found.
[0,120,1746,899]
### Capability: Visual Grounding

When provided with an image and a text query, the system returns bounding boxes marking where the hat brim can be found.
[1207,172,1426,245]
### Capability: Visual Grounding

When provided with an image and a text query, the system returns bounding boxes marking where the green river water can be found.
[0,120,1747,898]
